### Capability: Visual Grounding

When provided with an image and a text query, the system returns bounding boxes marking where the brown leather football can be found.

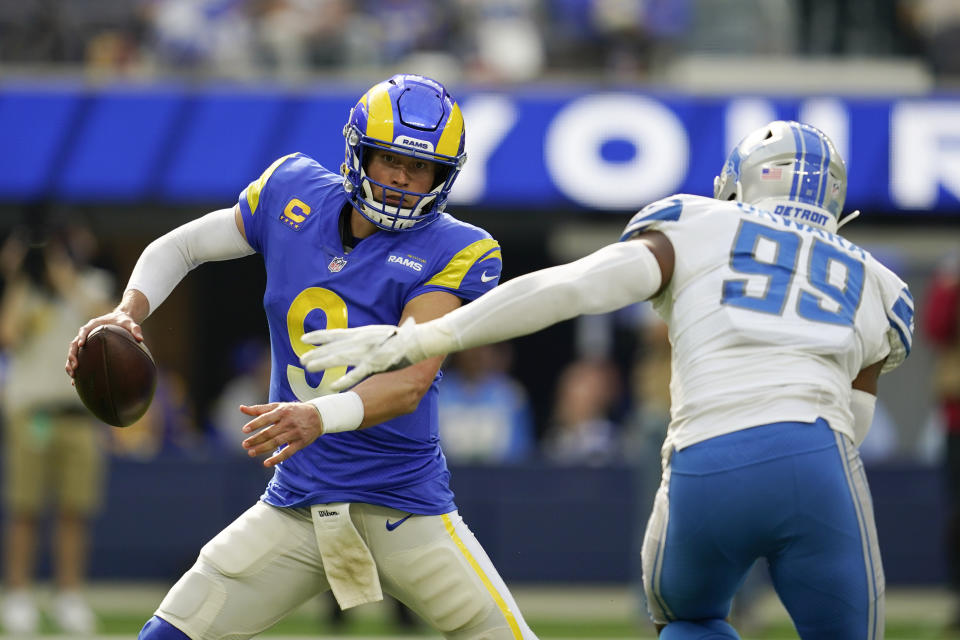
[74,325,157,427]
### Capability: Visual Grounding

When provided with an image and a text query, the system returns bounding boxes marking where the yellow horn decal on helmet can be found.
[436,102,464,157]
[364,83,394,143]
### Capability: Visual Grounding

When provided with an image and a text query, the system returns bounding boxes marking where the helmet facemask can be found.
[342,123,464,231]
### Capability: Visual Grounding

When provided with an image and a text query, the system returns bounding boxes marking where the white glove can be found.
[300,317,435,391]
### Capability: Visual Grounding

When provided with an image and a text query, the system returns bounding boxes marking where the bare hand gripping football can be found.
[300,318,439,391]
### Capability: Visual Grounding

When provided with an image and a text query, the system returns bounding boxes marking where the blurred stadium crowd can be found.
[0,0,956,466]
[1,0,959,83]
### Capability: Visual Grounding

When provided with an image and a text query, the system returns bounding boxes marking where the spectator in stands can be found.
[210,339,272,456]
[0,212,113,635]
[623,310,671,478]
[438,344,535,464]
[688,0,795,56]
[455,0,545,82]
[109,367,200,461]
[903,0,960,79]
[254,0,349,78]
[542,357,621,465]
[921,248,960,628]
[141,0,257,76]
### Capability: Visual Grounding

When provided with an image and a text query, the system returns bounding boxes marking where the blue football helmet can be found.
[714,121,851,233]
[342,74,467,231]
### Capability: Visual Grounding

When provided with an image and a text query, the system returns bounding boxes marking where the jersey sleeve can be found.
[879,274,915,374]
[237,153,302,253]
[411,236,502,304]
[620,196,686,241]
[862,257,914,374]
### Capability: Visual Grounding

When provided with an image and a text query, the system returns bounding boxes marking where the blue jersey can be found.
[237,153,502,514]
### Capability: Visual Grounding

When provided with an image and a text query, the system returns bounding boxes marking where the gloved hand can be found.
[300,317,428,391]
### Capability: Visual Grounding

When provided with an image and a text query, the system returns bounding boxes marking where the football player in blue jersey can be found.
[66,74,537,640]
[300,121,914,640]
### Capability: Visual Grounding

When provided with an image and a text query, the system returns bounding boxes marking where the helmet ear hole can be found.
[433,166,452,190]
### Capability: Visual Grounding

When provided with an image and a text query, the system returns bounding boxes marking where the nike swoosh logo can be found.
[385,514,413,531]
[480,271,498,283]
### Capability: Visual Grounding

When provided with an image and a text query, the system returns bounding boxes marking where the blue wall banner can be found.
[4,81,960,213]
[74,458,947,585]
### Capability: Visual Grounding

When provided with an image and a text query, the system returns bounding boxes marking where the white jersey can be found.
[620,194,913,453]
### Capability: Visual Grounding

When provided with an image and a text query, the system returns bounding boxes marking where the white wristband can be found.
[307,391,365,434]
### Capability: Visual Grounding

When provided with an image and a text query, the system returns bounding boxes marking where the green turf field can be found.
[6,584,959,639]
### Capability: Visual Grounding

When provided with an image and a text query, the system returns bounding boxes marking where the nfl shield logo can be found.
[328,257,347,273]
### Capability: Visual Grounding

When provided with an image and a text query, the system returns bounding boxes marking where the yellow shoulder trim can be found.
[246,153,298,215]
[480,249,502,263]
[425,239,500,290]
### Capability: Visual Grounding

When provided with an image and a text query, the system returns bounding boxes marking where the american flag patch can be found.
[328,257,347,273]
[761,167,783,180]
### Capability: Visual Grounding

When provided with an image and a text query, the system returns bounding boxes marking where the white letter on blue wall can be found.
[892,101,960,209]
[725,99,776,160]
[799,98,850,166]
[449,96,518,205]
[724,98,850,170]
[545,94,688,209]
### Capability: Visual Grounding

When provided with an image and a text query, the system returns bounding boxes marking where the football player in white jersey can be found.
[300,121,913,640]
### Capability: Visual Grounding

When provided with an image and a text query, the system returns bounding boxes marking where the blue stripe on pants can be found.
[649,419,882,640]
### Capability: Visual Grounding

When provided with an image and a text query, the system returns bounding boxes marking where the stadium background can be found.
[1,0,959,637]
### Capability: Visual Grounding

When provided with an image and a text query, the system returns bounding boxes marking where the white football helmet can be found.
[714,121,852,233]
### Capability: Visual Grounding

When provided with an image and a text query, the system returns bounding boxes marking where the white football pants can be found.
[152,501,537,640]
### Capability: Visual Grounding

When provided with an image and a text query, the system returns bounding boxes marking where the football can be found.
[74,325,157,427]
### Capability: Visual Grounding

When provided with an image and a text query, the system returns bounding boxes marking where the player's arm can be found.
[65,205,253,377]
[845,267,913,446]
[852,359,883,395]
[238,290,461,468]
[350,291,461,425]
[849,358,885,446]
[301,231,675,389]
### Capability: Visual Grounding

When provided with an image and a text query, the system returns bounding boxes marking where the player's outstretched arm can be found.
[65,206,254,379]
[302,232,674,390]
[241,291,459,467]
